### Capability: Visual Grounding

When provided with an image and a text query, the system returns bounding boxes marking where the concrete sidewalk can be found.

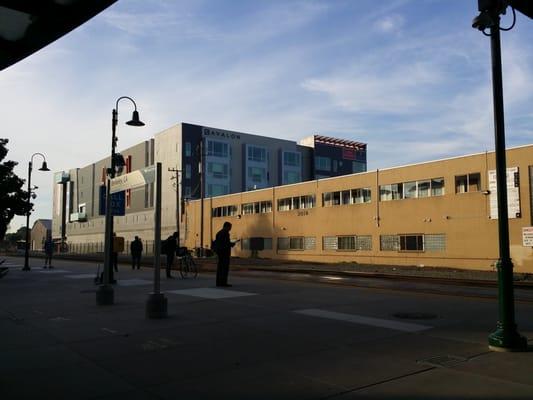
[1,256,532,399]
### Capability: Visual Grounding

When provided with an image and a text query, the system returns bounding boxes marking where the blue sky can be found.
[1,0,532,231]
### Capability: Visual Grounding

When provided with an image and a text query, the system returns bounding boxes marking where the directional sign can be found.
[99,186,125,216]
[110,165,155,194]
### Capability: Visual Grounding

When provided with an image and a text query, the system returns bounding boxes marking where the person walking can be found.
[130,236,143,270]
[214,222,239,287]
[164,232,178,279]
[43,237,54,269]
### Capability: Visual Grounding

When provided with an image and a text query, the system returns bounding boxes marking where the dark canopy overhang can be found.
[0,0,117,71]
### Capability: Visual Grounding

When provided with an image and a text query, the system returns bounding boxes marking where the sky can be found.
[1,0,532,232]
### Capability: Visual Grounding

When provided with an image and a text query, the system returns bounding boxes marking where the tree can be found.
[0,139,31,240]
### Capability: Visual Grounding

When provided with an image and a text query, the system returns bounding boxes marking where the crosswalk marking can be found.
[167,287,257,299]
[294,309,432,332]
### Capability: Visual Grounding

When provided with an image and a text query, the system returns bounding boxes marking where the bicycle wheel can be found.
[179,258,189,279]
[187,257,198,279]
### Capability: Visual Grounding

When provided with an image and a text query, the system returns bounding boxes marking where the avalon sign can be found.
[110,165,156,194]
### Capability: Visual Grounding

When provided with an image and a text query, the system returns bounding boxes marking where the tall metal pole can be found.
[199,138,205,257]
[168,167,181,244]
[96,108,117,305]
[22,161,32,271]
[486,17,527,351]
[146,162,167,318]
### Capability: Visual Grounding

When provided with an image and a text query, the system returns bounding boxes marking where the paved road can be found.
[1,257,533,399]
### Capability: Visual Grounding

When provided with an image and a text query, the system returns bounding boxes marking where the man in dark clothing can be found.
[164,232,178,278]
[43,237,54,269]
[214,222,238,287]
[130,236,143,270]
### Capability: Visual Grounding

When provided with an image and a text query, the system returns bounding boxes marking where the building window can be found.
[284,151,300,167]
[323,188,371,206]
[315,156,331,171]
[208,162,228,179]
[185,142,192,157]
[338,236,356,250]
[424,234,446,251]
[207,184,228,196]
[278,195,316,211]
[212,205,238,217]
[184,186,191,198]
[455,173,481,193]
[241,200,272,215]
[380,178,444,201]
[380,235,400,251]
[399,234,424,251]
[283,170,301,184]
[185,164,191,179]
[290,237,304,250]
[248,146,267,162]
[242,203,254,215]
[207,140,229,158]
[248,167,266,183]
[352,161,366,173]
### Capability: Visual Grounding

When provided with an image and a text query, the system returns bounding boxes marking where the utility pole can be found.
[168,167,181,245]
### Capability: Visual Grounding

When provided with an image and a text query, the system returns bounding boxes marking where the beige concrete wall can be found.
[184,145,533,272]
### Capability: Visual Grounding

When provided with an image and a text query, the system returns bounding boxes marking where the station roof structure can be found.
[0,0,117,71]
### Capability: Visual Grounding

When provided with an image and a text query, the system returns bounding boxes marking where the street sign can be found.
[99,186,125,216]
[110,165,155,194]
[523,227,533,247]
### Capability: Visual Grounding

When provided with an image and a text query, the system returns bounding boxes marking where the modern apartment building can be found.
[52,123,367,246]
[184,144,533,272]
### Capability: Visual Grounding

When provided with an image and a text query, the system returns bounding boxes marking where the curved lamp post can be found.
[23,153,50,271]
[96,96,145,306]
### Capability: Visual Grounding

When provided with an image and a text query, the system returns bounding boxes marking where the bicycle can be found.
[178,248,198,279]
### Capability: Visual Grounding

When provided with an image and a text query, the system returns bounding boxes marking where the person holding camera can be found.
[213,222,239,287]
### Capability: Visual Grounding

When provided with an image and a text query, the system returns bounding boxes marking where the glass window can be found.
[323,236,338,250]
[207,140,229,157]
[248,167,265,182]
[431,178,444,196]
[391,183,403,200]
[208,184,228,196]
[184,186,191,197]
[380,235,400,251]
[292,196,300,209]
[469,173,481,192]
[352,161,366,173]
[418,180,431,198]
[338,236,356,250]
[283,152,300,166]
[185,142,192,157]
[332,160,338,173]
[260,201,272,213]
[380,184,392,201]
[342,190,351,205]
[323,192,332,207]
[185,164,191,179]
[283,170,301,184]
[277,198,291,211]
[403,181,417,199]
[332,191,341,206]
[425,234,446,251]
[289,237,304,250]
[356,235,372,250]
[301,195,315,209]
[248,146,266,162]
[400,234,424,251]
[315,156,331,171]
[242,203,254,214]
[455,175,467,193]
[208,162,228,179]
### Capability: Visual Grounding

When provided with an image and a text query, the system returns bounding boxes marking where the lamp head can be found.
[126,110,145,127]
[39,161,50,171]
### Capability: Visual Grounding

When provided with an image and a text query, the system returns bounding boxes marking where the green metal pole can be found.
[486,16,527,351]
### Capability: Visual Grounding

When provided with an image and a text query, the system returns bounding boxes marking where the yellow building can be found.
[184,144,533,272]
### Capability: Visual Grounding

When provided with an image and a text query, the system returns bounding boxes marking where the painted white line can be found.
[36,269,70,274]
[116,279,152,287]
[294,309,432,333]
[65,274,96,279]
[167,287,257,299]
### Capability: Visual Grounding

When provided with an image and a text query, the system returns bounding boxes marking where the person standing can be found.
[130,236,143,270]
[214,222,238,287]
[43,236,54,269]
[164,232,178,279]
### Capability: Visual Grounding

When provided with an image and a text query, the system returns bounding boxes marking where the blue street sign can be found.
[99,186,126,216]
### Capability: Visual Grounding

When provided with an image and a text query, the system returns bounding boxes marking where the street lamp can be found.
[22,153,50,271]
[96,96,145,306]
[472,0,529,351]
